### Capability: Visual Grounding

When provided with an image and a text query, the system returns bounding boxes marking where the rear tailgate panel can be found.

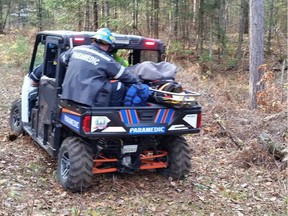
[59,102,201,138]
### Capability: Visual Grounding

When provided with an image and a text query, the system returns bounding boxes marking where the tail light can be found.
[83,115,91,132]
[144,40,156,47]
[197,112,202,128]
[74,37,85,42]
[73,37,85,46]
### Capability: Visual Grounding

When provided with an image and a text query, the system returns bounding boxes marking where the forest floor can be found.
[0,33,287,216]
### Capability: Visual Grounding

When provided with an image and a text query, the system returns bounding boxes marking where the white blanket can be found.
[129,61,178,81]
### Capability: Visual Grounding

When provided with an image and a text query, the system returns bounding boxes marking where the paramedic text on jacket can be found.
[60,28,139,107]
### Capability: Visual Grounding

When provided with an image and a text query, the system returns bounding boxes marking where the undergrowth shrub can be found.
[165,40,195,63]
[10,35,31,70]
[234,141,277,169]
[167,40,183,55]
[199,51,213,63]
[1,34,31,71]
[256,67,287,113]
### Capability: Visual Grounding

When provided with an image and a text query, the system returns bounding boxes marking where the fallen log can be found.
[214,114,244,149]
[282,147,288,162]
[258,132,286,160]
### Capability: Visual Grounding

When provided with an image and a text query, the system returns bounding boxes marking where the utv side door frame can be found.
[33,35,64,157]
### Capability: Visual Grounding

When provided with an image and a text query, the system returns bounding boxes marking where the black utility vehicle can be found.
[9,31,202,192]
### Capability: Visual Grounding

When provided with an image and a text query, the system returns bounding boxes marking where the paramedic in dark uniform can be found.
[60,28,140,107]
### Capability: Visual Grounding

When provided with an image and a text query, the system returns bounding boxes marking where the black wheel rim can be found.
[12,107,21,128]
[61,151,70,180]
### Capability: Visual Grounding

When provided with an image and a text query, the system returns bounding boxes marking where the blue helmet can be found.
[91,28,115,45]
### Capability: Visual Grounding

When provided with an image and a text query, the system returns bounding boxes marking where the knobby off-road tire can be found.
[57,137,94,192]
[158,135,192,180]
[9,99,24,136]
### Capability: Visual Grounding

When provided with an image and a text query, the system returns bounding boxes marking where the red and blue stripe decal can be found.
[119,110,140,124]
[154,109,175,124]
[119,109,175,125]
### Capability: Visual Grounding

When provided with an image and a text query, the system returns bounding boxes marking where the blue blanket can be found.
[124,84,150,106]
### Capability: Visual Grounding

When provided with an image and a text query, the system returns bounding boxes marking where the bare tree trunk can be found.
[267,0,275,55]
[243,0,249,34]
[219,0,227,36]
[84,0,90,31]
[188,0,198,46]
[173,0,179,39]
[197,0,205,54]
[100,1,105,27]
[104,0,110,26]
[0,2,2,32]
[215,0,227,60]
[192,0,197,29]
[152,0,159,38]
[146,1,151,36]
[133,0,139,34]
[249,0,265,109]
[0,0,12,33]
[113,0,117,20]
[181,0,189,41]
[78,5,82,31]
[93,0,99,30]
[209,21,213,58]
[17,1,21,29]
[236,0,246,63]
[36,0,43,31]
[168,0,173,37]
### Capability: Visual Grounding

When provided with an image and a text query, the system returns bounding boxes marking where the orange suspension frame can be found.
[92,150,168,174]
